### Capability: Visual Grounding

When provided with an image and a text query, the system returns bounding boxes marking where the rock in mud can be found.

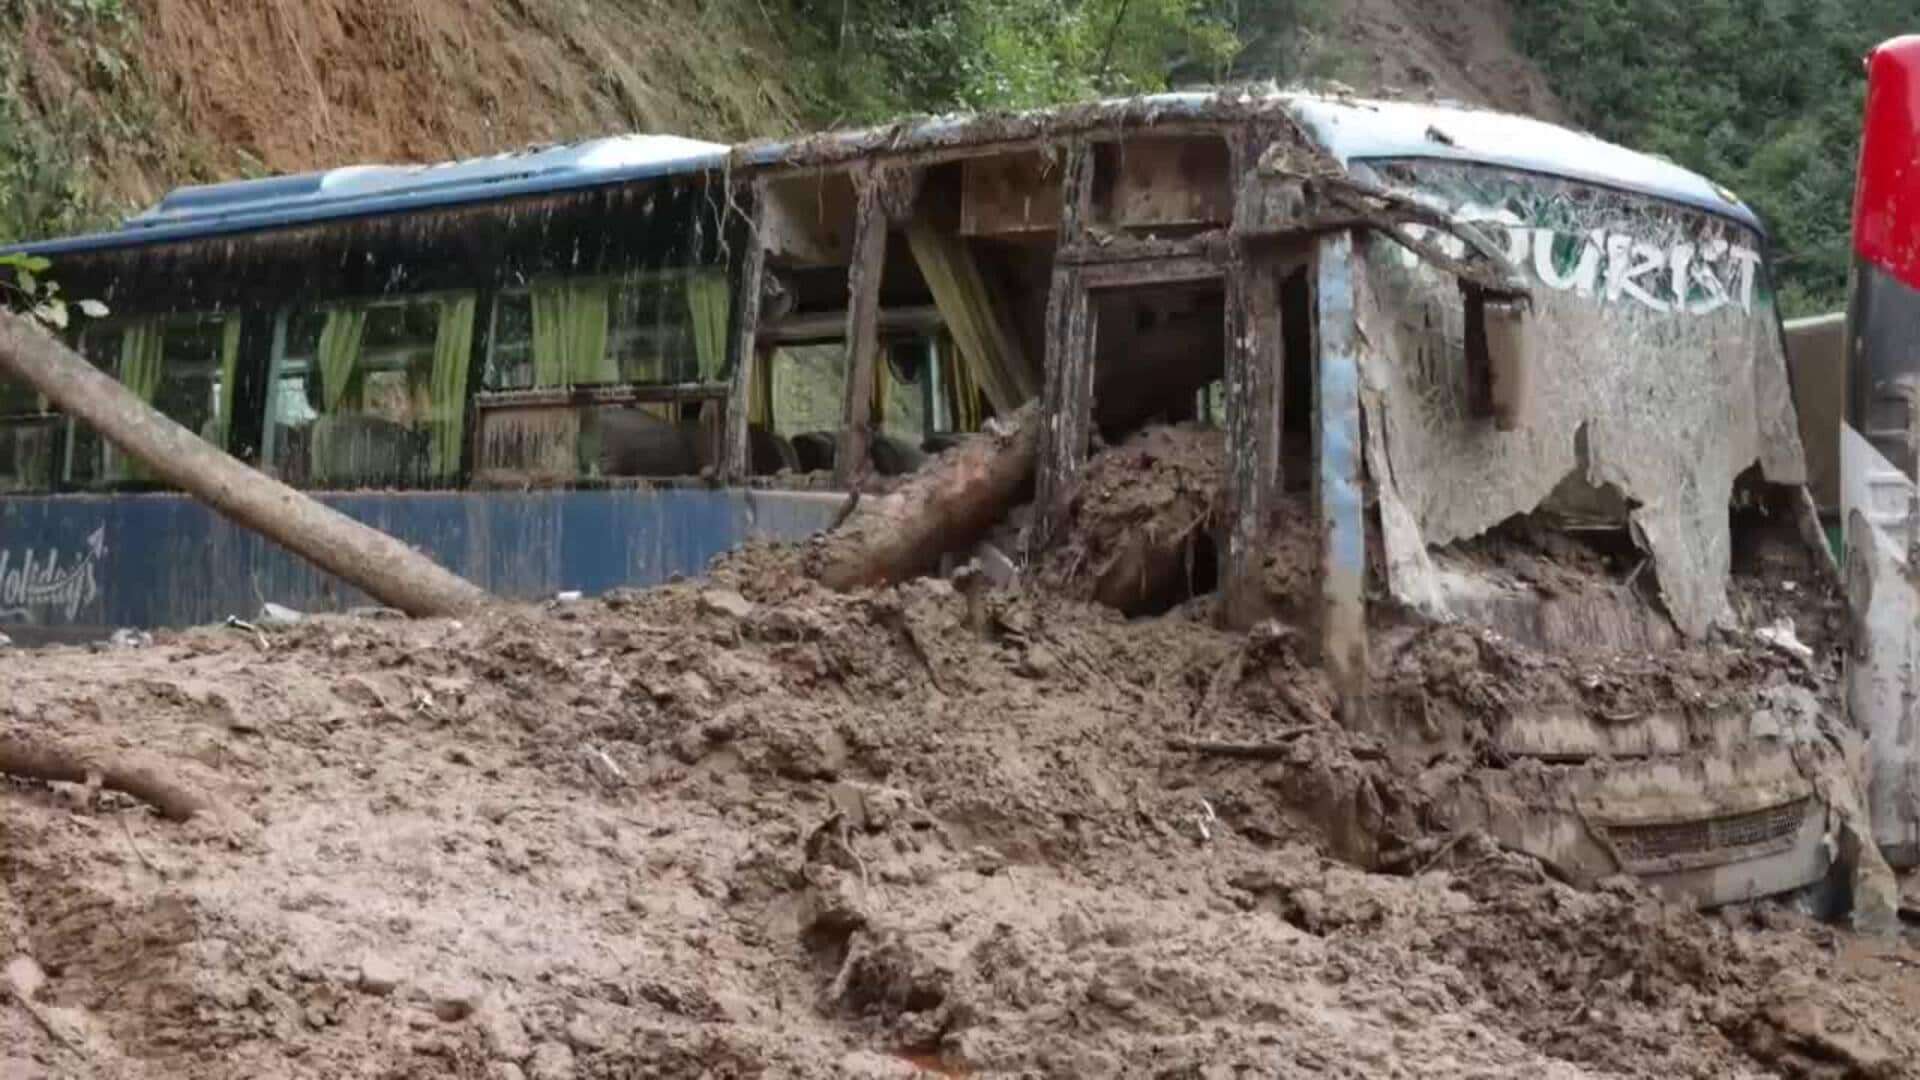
[698,588,756,620]
[528,1040,577,1080]
[358,954,405,997]
[478,1003,534,1063]
[428,977,483,1022]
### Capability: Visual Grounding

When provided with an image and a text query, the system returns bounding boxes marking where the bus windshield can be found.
[1353,159,1804,638]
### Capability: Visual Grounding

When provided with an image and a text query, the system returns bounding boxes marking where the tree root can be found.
[0,736,212,822]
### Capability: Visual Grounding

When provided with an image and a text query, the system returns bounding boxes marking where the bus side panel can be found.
[0,489,843,637]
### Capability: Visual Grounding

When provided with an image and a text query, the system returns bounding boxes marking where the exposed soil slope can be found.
[10,0,800,217]
[1329,0,1568,119]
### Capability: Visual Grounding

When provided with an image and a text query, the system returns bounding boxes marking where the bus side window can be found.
[769,344,848,476]
[481,269,737,484]
[875,339,931,474]
[270,294,476,490]
[0,374,54,494]
[61,316,237,489]
[758,337,937,481]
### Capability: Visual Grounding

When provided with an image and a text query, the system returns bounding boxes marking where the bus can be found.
[0,90,1842,906]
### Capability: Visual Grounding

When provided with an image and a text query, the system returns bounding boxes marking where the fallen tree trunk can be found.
[812,402,1039,592]
[0,735,212,821]
[0,311,492,618]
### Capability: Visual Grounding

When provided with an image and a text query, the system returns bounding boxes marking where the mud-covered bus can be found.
[1,90,1851,908]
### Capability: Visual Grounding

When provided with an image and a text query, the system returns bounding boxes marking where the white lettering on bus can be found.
[0,527,105,622]
[1397,208,1763,316]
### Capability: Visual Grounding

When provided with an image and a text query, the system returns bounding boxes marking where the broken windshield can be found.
[1352,159,1805,638]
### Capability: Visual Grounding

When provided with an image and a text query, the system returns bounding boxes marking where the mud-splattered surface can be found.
[1,553,1916,1079]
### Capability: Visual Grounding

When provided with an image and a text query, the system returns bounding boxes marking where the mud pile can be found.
[1,549,1913,1078]
[1039,424,1226,615]
[1038,426,1318,619]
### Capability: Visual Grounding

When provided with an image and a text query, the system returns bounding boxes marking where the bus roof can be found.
[6,89,1760,258]
[12,134,732,258]
[1284,94,1760,231]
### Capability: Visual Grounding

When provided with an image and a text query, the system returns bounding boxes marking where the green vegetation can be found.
[778,0,1331,125]
[1507,0,1912,315]
[0,0,139,245]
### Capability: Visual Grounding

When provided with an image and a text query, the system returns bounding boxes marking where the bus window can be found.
[486,291,534,390]
[0,375,36,415]
[875,340,930,474]
[611,270,724,384]
[150,317,233,444]
[65,314,240,488]
[765,336,942,480]
[769,344,847,475]
[485,268,725,393]
[268,292,476,489]
[0,375,53,494]
[930,334,987,440]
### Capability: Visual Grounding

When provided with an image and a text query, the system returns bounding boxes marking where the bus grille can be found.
[1606,798,1809,868]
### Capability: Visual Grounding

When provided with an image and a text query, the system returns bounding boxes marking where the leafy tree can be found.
[782,0,1330,124]
[1508,0,1910,314]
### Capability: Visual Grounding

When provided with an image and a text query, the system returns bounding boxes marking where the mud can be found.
[1038,426,1319,620]
[1040,425,1225,615]
[2,545,1917,1078]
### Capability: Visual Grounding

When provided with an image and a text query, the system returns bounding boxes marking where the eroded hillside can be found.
[1,0,801,235]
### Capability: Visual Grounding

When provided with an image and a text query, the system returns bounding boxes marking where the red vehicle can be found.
[1840,35,1920,868]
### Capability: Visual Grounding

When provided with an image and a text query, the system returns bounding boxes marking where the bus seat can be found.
[748,425,798,476]
[871,433,924,477]
[791,431,835,474]
[599,408,700,477]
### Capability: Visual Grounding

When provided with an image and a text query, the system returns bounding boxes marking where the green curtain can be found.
[210,317,241,448]
[317,307,368,412]
[531,287,567,387]
[568,283,613,384]
[942,335,982,432]
[531,281,612,387]
[118,321,164,402]
[113,321,165,482]
[685,271,730,383]
[428,294,477,480]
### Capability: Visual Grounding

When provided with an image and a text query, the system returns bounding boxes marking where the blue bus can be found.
[0,89,1851,907]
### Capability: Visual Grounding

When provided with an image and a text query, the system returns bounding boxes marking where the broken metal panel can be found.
[1355,315,1443,613]
[1353,160,1807,639]
[1315,230,1369,711]
[1492,707,1692,761]
[1426,561,1682,656]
